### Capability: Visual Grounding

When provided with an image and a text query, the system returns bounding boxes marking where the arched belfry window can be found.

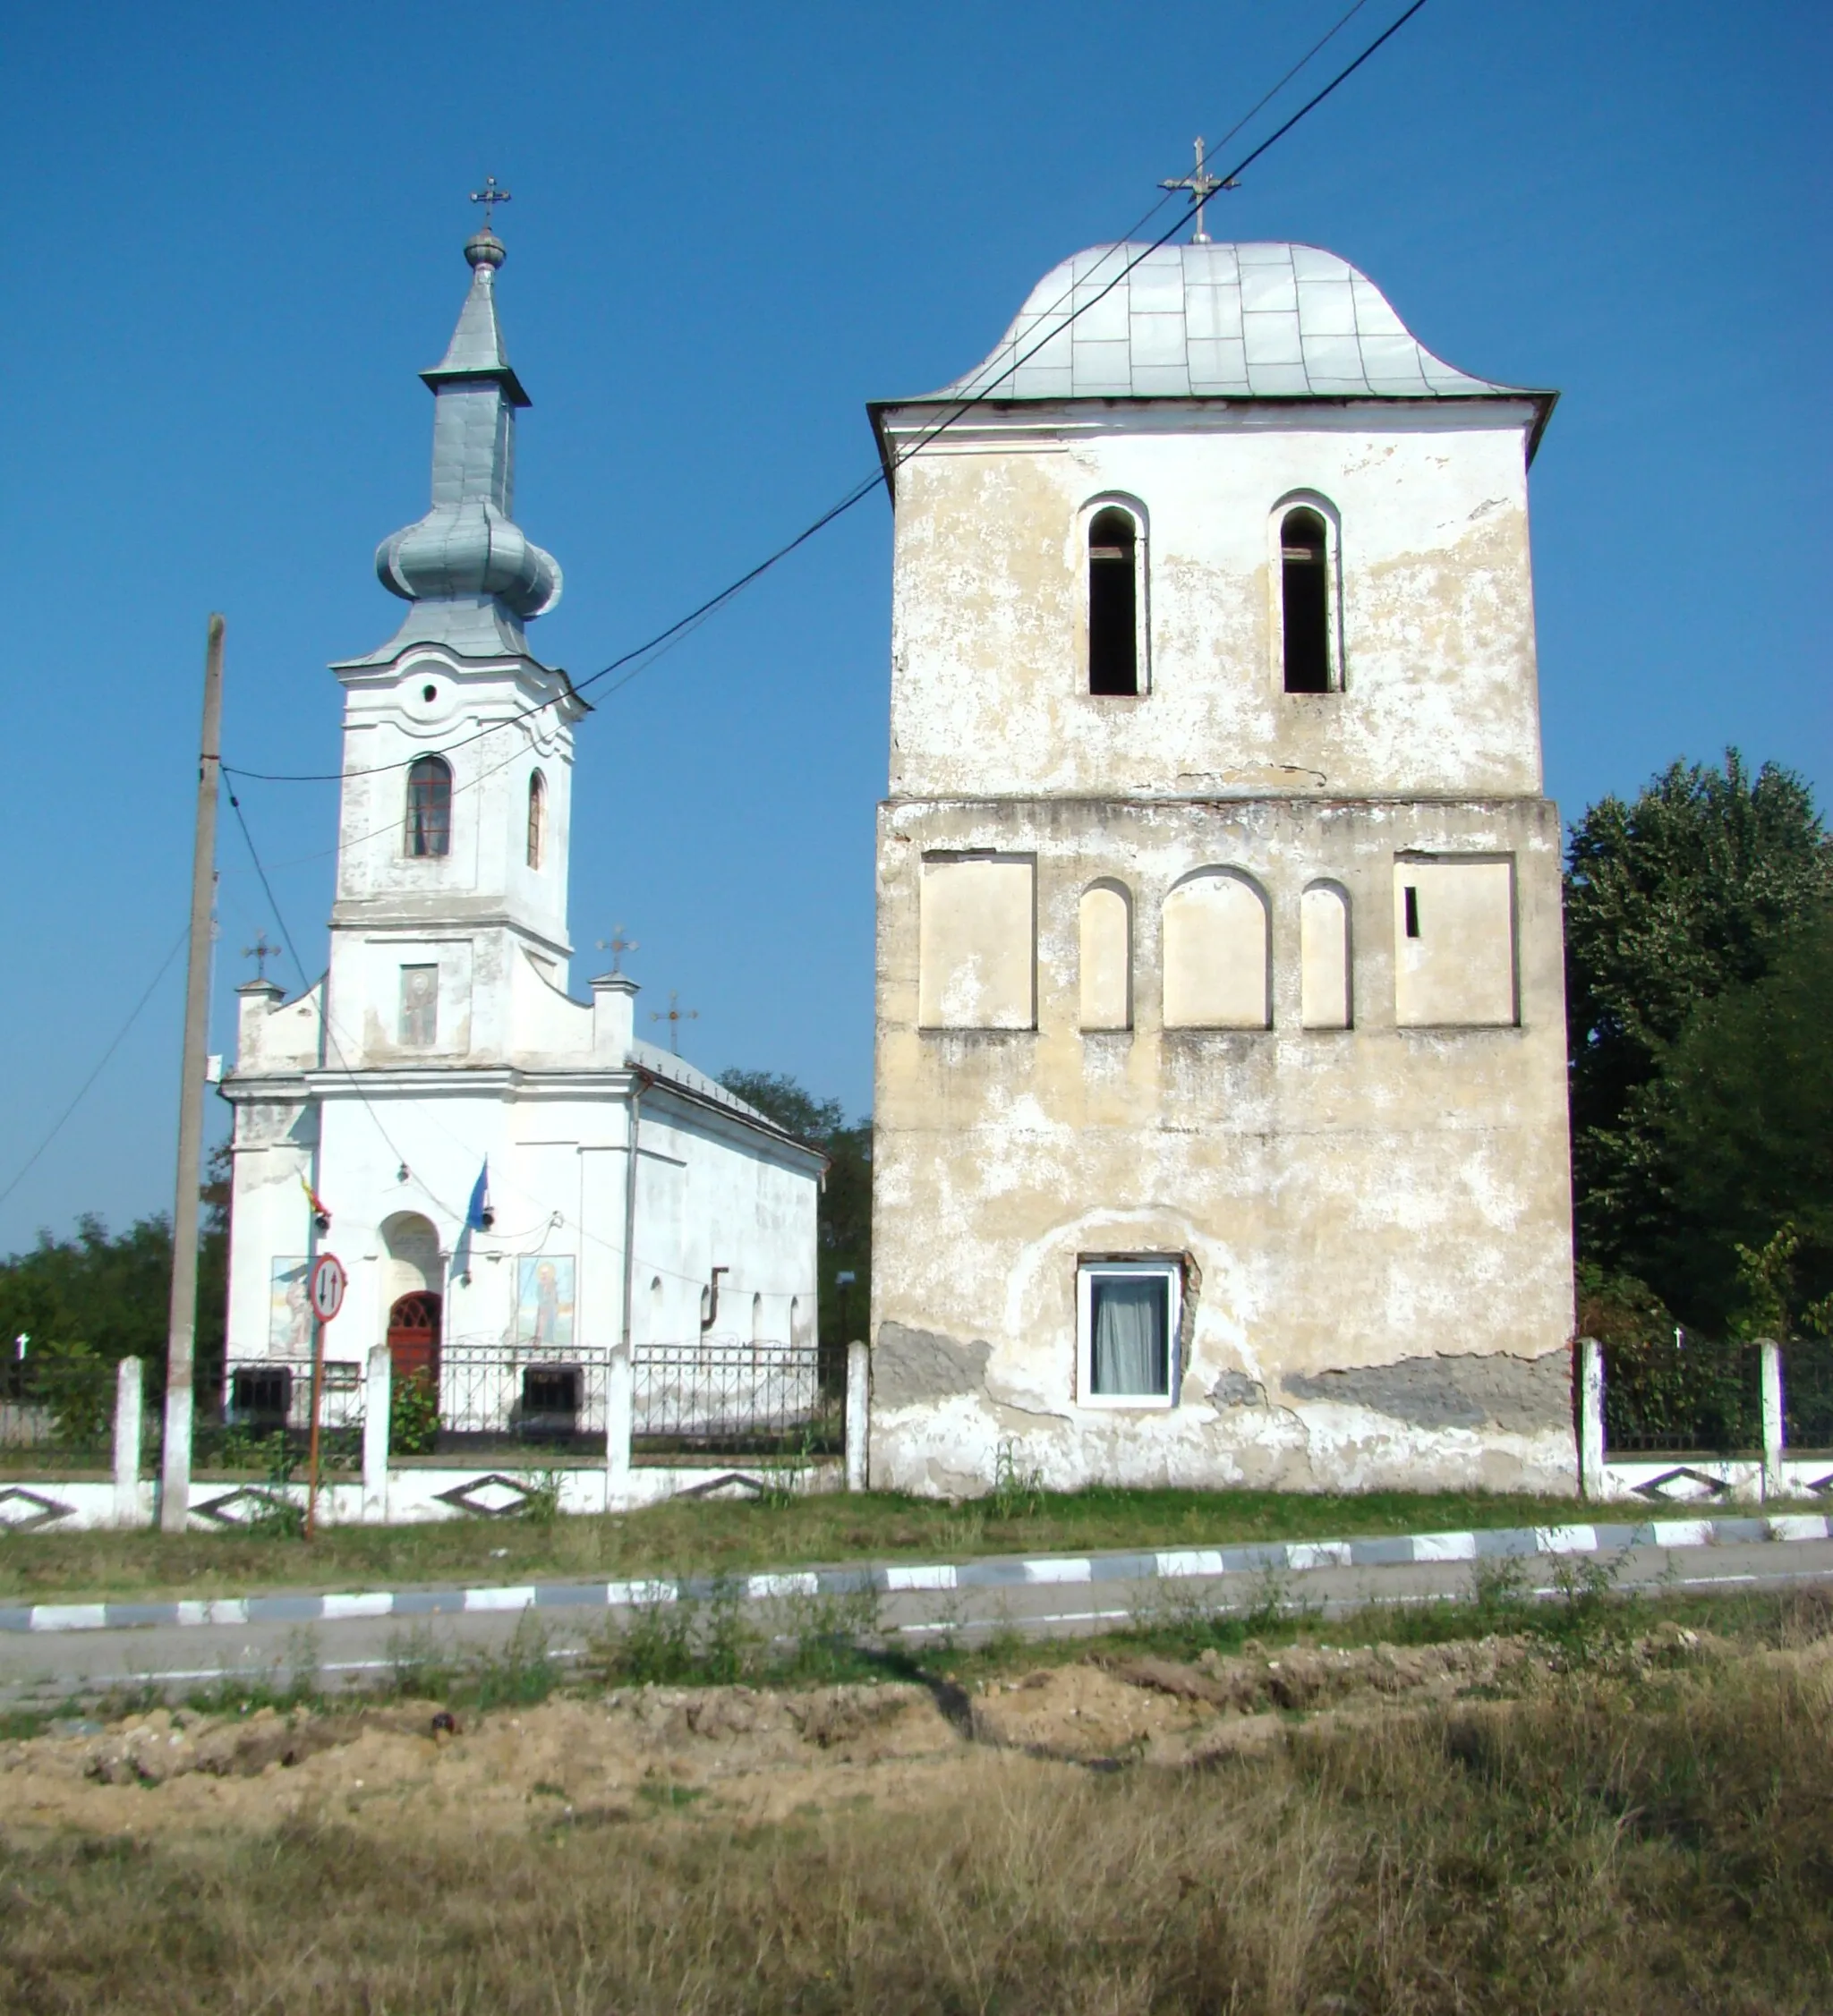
[1087,506,1141,696]
[525,770,546,870]
[405,754,452,858]
[1280,507,1333,693]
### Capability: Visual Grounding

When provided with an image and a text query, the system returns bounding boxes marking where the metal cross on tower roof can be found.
[652,991,697,1055]
[470,174,511,234]
[1159,136,1229,246]
[242,931,278,982]
[596,927,638,974]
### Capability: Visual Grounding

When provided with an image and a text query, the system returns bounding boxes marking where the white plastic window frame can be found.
[1269,491,1344,695]
[1076,1256,1182,1410]
[1079,494,1151,698]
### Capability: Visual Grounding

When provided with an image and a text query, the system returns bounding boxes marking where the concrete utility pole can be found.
[160,614,225,1534]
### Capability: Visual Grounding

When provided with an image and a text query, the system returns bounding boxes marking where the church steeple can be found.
[365,225,563,661]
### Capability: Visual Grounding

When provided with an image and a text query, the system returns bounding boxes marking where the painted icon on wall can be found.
[399,964,439,1047]
[269,1258,312,1355]
[516,1255,575,1349]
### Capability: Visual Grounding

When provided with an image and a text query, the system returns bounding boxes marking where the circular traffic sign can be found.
[309,1254,347,1323]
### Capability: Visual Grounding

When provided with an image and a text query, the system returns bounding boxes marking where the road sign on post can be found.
[310,1255,347,1323]
[304,1254,345,1539]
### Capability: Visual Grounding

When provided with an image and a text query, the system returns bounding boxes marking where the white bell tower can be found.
[323,222,588,1070]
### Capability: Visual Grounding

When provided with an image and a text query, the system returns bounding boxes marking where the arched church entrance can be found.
[387,1291,442,1389]
[380,1211,444,1400]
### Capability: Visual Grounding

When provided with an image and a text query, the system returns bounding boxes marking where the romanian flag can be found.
[299,1174,329,1224]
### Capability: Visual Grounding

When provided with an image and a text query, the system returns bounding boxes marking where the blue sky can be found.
[1,0,1826,1255]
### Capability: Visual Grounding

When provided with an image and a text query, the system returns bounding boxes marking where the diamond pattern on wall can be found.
[434,1473,538,1518]
[1631,1467,1732,1503]
[675,1471,766,1501]
[0,1486,76,1533]
[193,1486,296,1528]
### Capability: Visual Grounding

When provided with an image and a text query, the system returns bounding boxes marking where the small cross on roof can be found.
[470,174,511,234]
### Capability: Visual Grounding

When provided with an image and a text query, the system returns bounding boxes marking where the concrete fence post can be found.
[1577,1337,1606,1501]
[362,1344,391,1524]
[845,1340,869,1493]
[1760,1339,1785,1503]
[112,1357,145,1529]
[605,1346,634,1511]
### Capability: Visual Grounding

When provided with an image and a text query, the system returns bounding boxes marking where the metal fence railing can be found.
[1783,1337,1833,1455]
[633,1340,841,1459]
[1601,1332,1764,1457]
[0,1349,115,1472]
[390,1343,610,1465]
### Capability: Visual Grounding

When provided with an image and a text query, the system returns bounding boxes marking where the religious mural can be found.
[516,1255,575,1350]
[269,1259,312,1356]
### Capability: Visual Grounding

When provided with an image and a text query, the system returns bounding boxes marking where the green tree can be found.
[1565,751,1829,1297]
[1637,908,1833,1332]
[717,1070,871,1349]
[0,1140,232,1398]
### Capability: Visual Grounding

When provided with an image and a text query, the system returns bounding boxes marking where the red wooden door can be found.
[387,1291,441,1390]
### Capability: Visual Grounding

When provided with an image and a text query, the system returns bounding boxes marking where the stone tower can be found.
[865,240,1575,1498]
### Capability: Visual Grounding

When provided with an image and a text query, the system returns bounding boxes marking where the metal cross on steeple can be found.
[470,174,512,234]
[1159,136,1229,246]
[243,931,278,982]
[651,991,698,1055]
[596,926,638,974]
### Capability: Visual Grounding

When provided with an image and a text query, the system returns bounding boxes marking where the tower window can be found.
[405,754,452,857]
[1403,885,1420,939]
[1280,507,1333,693]
[526,770,546,870]
[1087,506,1140,696]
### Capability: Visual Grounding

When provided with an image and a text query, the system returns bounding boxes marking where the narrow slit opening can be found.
[1281,508,1331,693]
[1087,507,1138,696]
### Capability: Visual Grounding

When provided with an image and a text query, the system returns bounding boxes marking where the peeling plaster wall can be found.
[880,404,1545,804]
[869,398,1574,1498]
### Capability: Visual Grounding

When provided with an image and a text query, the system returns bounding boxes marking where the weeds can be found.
[4,1654,1828,2012]
[989,1438,1046,1521]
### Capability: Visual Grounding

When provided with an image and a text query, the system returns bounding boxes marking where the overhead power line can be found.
[0,929,190,1213]
[222,0,1428,790]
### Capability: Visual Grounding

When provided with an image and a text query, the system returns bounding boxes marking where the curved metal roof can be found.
[903,241,1537,405]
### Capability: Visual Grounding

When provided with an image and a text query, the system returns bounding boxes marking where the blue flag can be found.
[465,1160,491,1231]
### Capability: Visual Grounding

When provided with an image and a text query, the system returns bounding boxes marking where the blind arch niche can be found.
[1162,870,1271,1029]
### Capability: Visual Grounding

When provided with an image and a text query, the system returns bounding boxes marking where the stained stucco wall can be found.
[880,401,1546,802]
[868,397,1574,1497]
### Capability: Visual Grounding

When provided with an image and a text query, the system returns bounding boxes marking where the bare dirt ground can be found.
[0,1623,1755,1845]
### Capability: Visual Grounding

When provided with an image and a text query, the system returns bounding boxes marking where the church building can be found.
[866,238,1576,1495]
[219,221,823,1489]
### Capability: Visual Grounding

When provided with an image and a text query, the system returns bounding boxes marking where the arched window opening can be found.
[525,770,546,870]
[1087,506,1139,696]
[405,754,453,857]
[1281,508,1332,693]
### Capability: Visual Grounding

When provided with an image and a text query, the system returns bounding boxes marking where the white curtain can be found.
[1091,1276,1168,1396]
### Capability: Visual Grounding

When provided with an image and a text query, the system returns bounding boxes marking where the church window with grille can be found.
[1087,506,1141,696]
[526,770,546,869]
[1280,507,1333,693]
[405,754,452,857]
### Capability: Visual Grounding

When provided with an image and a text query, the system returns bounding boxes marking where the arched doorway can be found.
[388,1291,442,1389]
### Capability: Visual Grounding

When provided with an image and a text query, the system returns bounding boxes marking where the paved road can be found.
[4,1535,1830,1706]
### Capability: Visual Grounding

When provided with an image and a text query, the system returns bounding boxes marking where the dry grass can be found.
[0,1484,1623,1605]
[4,1652,1829,2014]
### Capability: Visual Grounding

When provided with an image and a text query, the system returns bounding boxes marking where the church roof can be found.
[881,241,1552,436]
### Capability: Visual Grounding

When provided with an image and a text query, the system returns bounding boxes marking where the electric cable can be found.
[0,928,190,1212]
[221,0,1424,791]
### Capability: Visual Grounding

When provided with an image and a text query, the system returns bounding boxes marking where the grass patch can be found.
[1,1646,1826,2012]
[0,1484,1671,1605]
